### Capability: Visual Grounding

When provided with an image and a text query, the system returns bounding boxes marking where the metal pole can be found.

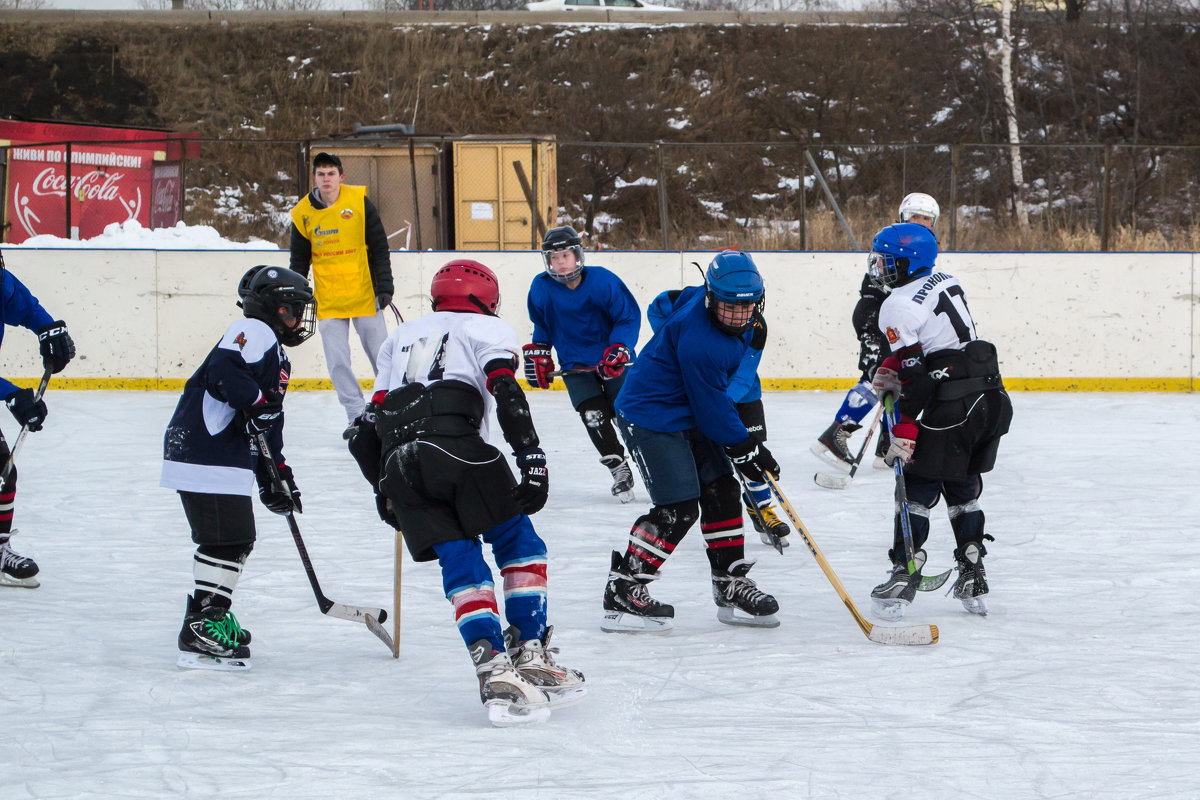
[804,148,859,251]
[64,143,72,239]
[798,144,807,251]
[1102,144,1113,252]
[408,138,423,251]
[949,145,959,251]
[657,142,671,251]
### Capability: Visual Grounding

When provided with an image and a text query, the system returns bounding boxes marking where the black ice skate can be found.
[601,550,674,634]
[469,639,551,727]
[711,559,780,628]
[0,533,39,589]
[503,625,587,708]
[601,455,636,504]
[951,541,989,616]
[177,596,251,671]
[810,421,860,472]
[870,549,927,621]
[744,497,790,549]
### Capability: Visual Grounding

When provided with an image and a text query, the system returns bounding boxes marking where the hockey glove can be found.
[522,343,555,390]
[748,311,768,351]
[6,388,47,432]
[258,463,301,515]
[884,418,918,467]
[375,492,400,529]
[37,321,76,374]
[725,436,780,483]
[597,343,632,379]
[376,292,392,311]
[512,446,549,515]
[240,391,284,436]
[871,355,902,402]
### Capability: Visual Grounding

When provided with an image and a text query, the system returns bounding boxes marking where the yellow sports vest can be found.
[290,185,376,319]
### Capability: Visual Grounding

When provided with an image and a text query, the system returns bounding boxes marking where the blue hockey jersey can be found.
[527,266,641,369]
[0,270,55,399]
[160,317,290,496]
[646,285,763,404]
[615,289,749,448]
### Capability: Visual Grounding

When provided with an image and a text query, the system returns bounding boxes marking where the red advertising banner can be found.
[150,163,182,230]
[5,144,154,243]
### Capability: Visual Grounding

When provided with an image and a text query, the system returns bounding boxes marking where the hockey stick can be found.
[765,474,938,646]
[883,396,919,576]
[254,433,395,652]
[392,529,403,659]
[1,368,52,486]
[735,471,784,555]
[547,360,637,379]
[813,403,885,490]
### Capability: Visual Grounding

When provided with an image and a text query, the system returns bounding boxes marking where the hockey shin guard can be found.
[700,475,746,572]
[434,537,504,652]
[192,543,252,609]
[835,380,879,427]
[483,514,549,643]
[578,396,624,461]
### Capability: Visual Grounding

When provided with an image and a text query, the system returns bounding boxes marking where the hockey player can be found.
[523,225,641,502]
[161,265,316,670]
[0,261,75,588]
[347,258,584,727]
[811,192,941,472]
[864,223,1012,618]
[603,250,782,634]
[646,283,790,548]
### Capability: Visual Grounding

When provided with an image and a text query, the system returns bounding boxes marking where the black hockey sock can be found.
[193,543,253,610]
[624,499,698,575]
[699,474,745,571]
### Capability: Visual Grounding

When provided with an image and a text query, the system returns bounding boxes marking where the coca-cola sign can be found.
[5,144,153,243]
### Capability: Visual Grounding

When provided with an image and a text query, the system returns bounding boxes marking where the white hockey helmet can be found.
[898,192,940,226]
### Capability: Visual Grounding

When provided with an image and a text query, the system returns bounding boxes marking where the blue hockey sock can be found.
[835,380,878,426]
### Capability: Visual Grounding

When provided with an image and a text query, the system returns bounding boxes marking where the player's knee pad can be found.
[699,473,742,526]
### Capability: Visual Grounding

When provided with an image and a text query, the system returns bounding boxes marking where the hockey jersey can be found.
[372,310,522,443]
[161,317,290,496]
[527,266,641,369]
[615,289,748,447]
[0,270,55,400]
[878,270,977,358]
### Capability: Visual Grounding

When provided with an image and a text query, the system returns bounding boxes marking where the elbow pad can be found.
[485,358,540,453]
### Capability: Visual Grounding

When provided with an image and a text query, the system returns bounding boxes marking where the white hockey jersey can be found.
[372,310,521,442]
[878,270,977,357]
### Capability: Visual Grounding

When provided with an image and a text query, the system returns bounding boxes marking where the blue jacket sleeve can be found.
[726,347,763,404]
[1,272,56,399]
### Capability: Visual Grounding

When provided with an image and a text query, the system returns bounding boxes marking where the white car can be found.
[526,0,682,11]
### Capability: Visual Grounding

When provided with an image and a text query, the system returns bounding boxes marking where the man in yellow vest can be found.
[289,152,395,438]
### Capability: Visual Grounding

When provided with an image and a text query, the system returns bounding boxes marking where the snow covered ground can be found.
[1,389,1197,798]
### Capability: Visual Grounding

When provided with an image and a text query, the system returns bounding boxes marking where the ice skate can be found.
[810,421,859,471]
[601,550,674,634]
[951,542,989,616]
[712,559,780,628]
[602,455,635,503]
[177,596,252,671]
[744,498,790,548]
[870,549,926,621]
[469,639,551,727]
[504,625,587,708]
[0,533,40,589]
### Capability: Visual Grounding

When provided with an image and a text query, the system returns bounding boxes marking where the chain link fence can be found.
[2,137,1198,251]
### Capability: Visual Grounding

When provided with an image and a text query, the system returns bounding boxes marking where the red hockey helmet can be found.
[430,259,500,314]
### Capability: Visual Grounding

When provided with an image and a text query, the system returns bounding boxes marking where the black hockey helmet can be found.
[237,265,317,347]
[541,225,584,284]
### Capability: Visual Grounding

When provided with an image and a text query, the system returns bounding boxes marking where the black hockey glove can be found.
[512,446,549,515]
[725,436,780,483]
[376,293,392,311]
[748,311,768,351]
[6,388,47,432]
[37,321,75,374]
[240,391,284,436]
[258,463,301,515]
[375,492,400,529]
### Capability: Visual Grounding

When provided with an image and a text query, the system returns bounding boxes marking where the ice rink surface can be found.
[1,389,1196,799]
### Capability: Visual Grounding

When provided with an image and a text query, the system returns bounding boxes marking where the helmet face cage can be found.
[870,223,938,288]
[242,267,317,347]
[541,226,584,284]
[868,251,903,288]
[704,250,765,335]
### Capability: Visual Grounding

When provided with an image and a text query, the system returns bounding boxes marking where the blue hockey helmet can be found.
[704,250,765,335]
[868,223,938,288]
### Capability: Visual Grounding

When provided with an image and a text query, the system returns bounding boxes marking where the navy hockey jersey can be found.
[160,317,290,496]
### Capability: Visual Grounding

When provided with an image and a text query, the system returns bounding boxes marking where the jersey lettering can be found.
[932,285,976,344]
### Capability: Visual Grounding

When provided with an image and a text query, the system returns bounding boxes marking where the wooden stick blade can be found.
[867,623,939,646]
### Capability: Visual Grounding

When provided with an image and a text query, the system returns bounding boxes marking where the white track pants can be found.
[318,312,389,423]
